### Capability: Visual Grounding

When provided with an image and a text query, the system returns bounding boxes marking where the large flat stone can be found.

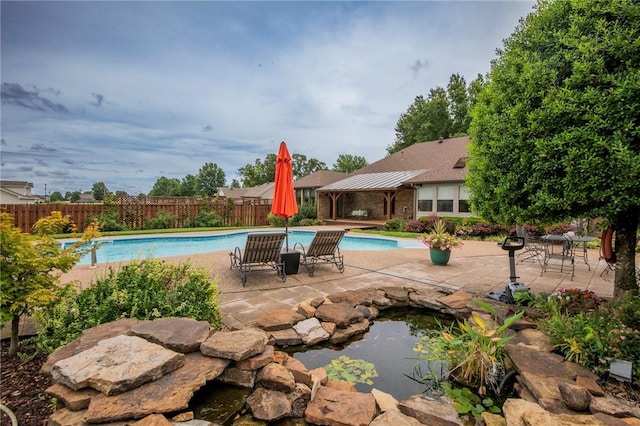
[304,386,376,426]
[51,335,185,396]
[128,317,212,353]
[84,352,230,423]
[42,318,143,376]
[200,328,269,361]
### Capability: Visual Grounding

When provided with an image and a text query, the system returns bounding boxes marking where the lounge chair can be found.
[229,232,286,286]
[294,230,345,277]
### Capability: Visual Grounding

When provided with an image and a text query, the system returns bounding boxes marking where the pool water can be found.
[66,230,422,265]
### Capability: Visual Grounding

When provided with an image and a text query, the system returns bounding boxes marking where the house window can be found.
[304,189,315,206]
[437,185,454,212]
[458,185,470,213]
[417,185,434,213]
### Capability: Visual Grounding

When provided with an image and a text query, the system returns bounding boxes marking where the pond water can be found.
[189,309,454,424]
[65,230,423,265]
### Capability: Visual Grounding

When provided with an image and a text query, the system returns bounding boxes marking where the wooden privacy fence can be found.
[1,196,272,233]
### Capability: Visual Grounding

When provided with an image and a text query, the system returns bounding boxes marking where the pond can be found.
[189,308,454,424]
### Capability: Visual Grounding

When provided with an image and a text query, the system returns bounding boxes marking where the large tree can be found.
[332,154,368,173]
[197,162,226,196]
[467,0,639,296]
[149,176,181,196]
[388,73,483,154]
[238,153,327,186]
[91,181,109,201]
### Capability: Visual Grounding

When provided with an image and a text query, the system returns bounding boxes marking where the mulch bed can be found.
[1,339,52,426]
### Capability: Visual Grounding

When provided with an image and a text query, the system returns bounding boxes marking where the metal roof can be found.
[317,170,426,192]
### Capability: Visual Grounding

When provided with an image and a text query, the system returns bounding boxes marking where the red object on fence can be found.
[271,141,298,250]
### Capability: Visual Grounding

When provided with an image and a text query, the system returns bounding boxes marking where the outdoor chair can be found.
[515,228,544,269]
[599,228,616,276]
[542,234,575,280]
[294,229,346,277]
[229,232,286,286]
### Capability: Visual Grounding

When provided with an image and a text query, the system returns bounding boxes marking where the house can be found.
[294,170,347,207]
[0,180,41,204]
[216,182,274,204]
[315,136,471,221]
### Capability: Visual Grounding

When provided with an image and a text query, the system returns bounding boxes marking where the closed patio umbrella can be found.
[271,141,298,251]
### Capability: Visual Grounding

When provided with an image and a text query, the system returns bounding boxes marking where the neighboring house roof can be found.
[242,182,274,199]
[76,193,97,203]
[318,170,426,192]
[294,170,348,189]
[217,187,249,198]
[0,180,34,195]
[0,186,41,203]
[317,136,470,192]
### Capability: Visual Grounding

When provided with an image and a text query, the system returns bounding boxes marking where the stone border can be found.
[44,286,640,425]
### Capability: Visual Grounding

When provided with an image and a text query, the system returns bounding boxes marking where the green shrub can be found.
[144,211,175,230]
[34,258,222,354]
[267,213,285,227]
[384,218,406,232]
[291,204,317,225]
[192,210,223,227]
[536,290,640,381]
[90,211,129,232]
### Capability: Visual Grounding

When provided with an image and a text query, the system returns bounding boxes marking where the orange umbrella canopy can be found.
[271,141,298,219]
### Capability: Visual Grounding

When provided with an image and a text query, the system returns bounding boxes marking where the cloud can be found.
[202,125,213,132]
[31,143,58,152]
[1,82,69,113]
[410,59,429,79]
[91,92,104,107]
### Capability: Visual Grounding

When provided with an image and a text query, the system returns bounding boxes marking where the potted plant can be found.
[418,219,463,265]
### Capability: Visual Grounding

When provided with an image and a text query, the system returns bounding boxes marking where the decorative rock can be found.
[83,352,229,423]
[256,309,305,331]
[287,383,312,418]
[268,328,304,346]
[256,363,296,393]
[46,383,98,411]
[327,290,372,306]
[293,317,330,345]
[171,411,195,422]
[51,335,185,396]
[304,386,376,426]
[130,413,172,425]
[480,411,506,426]
[355,305,375,319]
[437,290,473,310]
[576,376,605,396]
[408,288,449,310]
[42,318,142,376]
[510,329,555,353]
[369,410,425,426]
[235,345,274,371]
[216,367,256,388]
[381,286,409,302]
[310,367,328,386]
[559,381,591,411]
[246,387,292,422]
[315,303,365,327]
[128,317,211,353]
[590,395,640,418]
[281,354,312,386]
[371,388,399,412]
[506,341,600,413]
[309,297,326,308]
[200,328,268,361]
[325,380,357,392]
[397,394,462,426]
[503,398,607,425]
[296,301,316,318]
[321,321,336,335]
[329,318,370,344]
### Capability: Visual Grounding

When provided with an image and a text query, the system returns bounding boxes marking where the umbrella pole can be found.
[284,218,289,251]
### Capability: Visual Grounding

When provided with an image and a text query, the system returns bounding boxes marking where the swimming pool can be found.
[66,230,422,265]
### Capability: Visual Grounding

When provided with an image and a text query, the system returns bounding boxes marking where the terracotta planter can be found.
[430,248,452,265]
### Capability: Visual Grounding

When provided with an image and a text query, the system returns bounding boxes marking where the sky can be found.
[1,0,535,196]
